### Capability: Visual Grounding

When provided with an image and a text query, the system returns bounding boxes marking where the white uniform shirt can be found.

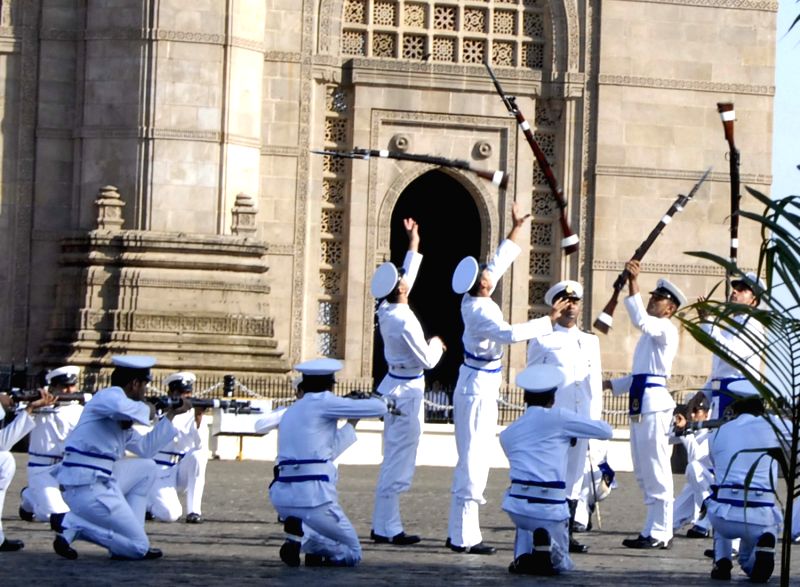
[460,239,553,377]
[500,406,612,520]
[702,314,764,380]
[0,410,34,451]
[29,403,84,459]
[269,391,388,508]
[155,409,202,464]
[56,386,177,485]
[526,325,603,419]
[376,251,443,387]
[610,293,678,413]
[679,429,711,469]
[708,414,782,526]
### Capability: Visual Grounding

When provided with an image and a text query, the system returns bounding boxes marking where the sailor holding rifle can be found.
[19,366,87,523]
[50,355,191,560]
[604,259,685,550]
[147,371,208,524]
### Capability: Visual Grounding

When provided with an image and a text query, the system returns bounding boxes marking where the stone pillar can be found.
[94,185,125,232]
[231,192,257,236]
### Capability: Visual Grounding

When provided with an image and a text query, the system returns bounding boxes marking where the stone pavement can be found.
[2,454,798,586]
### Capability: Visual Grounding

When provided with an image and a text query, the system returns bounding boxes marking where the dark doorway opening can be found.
[371,170,481,396]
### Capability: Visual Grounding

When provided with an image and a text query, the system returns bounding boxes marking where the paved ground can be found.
[1,454,798,586]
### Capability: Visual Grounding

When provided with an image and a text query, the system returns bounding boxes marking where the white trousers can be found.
[0,451,15,543]
[449,368,499,547]
[60,458,158,558]
[673,460,712,531]
[508,513,573,572]
[275,502,361,566]
[630,410,674,542]
[148,450,208,522]
[372,394,424,537]
[21,464,69,521]
[709,512,777,575]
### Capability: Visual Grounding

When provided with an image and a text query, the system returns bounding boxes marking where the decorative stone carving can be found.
[231,192,257,236]
[95,185,125,232]
[473,140,492,160]
[391,133,410,152]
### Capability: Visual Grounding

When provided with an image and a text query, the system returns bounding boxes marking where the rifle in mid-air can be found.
[485,63,579,255]
[312,147,509,189]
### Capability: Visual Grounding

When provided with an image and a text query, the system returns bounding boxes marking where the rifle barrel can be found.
[592,167,712,333]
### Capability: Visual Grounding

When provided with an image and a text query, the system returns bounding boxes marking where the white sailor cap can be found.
[371,262,401,299]
[293,358,343,377]
[45,365,80,386]
[515,364,564,394]
[726,379,760,397]
[452,257,480,294]
[649,278,687,308]
[544,280,583,306]
[164,371,196,391]
[730,272,766,293]
[111,355,156,381]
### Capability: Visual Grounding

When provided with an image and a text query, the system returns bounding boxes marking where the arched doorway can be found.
[371,170,482,394]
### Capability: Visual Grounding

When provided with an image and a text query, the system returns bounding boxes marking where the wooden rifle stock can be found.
[717,102,740,297]
[485,63,579,255]
[593,167,713,334]
[312,148,509,189]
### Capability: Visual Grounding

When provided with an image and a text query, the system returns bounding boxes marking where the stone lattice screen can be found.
[341,0,546,68]
[317,85,353,358]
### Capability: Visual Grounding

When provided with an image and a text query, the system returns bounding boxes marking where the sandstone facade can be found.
[0,0,776,391]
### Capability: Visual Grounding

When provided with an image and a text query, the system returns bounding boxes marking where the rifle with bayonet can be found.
[146,396,262,414]
[484,63,579,255]
[593,167,712,334]
[312,147,509,189]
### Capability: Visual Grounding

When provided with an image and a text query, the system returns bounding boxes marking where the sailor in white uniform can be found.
[500,364,612,576]
[147,372,208,524]
[447,202,566,555]
[670,393,714,539]
[0,390,52,551]
[697,272,765,420]
[19,366,87,522]
[51,355,191,561]
[526,280,602,553]
[270,358,396,567]
[606,259,684,549]
[706,379,781,583]
[370,218,445,545]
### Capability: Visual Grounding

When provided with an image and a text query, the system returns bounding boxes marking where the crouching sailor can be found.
[706,379,782,583]
[499,364,612,576]
[51,355,191,561]
[269,358,395,567]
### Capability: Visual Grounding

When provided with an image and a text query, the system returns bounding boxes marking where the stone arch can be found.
[375,165,499,263]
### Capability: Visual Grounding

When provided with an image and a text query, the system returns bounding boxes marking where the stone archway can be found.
[371,170,481,391]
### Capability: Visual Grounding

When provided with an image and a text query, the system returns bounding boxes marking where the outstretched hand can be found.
[404,218,420,252]
[511,202,532,228]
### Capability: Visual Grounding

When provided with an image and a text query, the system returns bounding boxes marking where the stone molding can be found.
[595,164,772,186]
[39,27,266,52]
[61,126,261,147]
[261,145,300,157]
[614,0,777,11]
[266,51,302,63]
[592,259,743,276]
[598,74,775,96]
[127,311,275,338]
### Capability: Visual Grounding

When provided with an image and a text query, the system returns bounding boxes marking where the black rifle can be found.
[146,396,262,414]
[312,147,509,189]
[593,167,712,334]
[485,63,579,255]
[716,102,740,299]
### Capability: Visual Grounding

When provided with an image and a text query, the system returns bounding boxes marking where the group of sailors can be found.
[0,210,792,583]
[0,361,207,560]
